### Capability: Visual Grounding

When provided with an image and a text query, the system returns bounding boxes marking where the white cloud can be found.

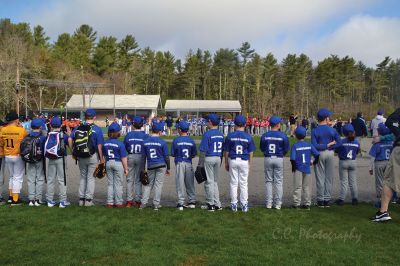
[19,0,399,65]
[303,15,400,66]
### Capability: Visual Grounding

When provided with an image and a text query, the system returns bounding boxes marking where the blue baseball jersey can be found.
[290,141,319,174]
[122,120,127,126]
[224,131,256,160]
[199,129,224,157]
[369,141,394,161]
[260,130,289,158]
[171,136,197,163]
[311,125,342,151]
[102,138,127,162]
[124,131,148,155]
[144,136,169,168]
[70,123,104,152]
[166,118,173,127]
[335,138,360,160]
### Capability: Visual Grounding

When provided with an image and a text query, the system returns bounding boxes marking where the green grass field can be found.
[1,204,399,265]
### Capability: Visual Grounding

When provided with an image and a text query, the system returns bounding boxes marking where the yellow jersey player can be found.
[0,120,7,204]
[1,112,27,205]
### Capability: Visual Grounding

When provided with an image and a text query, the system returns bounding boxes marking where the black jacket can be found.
[386,108,400,146]
[351,117,367,137]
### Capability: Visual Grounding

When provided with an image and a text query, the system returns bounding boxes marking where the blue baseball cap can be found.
[178,121,189,132]
[31,118,43,129]
[234,115,246,127]
[132,115,143,124]
[295,126,307,138]
[377,109,384,115]
[317,108,333,121]
[378,123,390,136]
[152,122,164,132]
[85,108,96,117]
[269,115,282,126]
[50,116,62,127]
[108,122,121,133]
[206,114,220,125]
[342,124,355,135]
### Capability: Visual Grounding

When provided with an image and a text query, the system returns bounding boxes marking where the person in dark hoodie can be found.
[352,112,368,138]
[371,108,400,222]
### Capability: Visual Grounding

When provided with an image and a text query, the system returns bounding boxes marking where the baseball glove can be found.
[195,166,207,184]
[140,170,149,185]
[93,162,106,179]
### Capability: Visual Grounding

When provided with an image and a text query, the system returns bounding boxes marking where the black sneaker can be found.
[292,205,300,209]
[317,201,325,208]
[352,198,358,206]
[208,205,215,212]
[176,204,184,211]
[11,199,23,206]
[371,211,392,222]
[7,196,13,204]
[335,199,344,206]
[301,205,311,210]
[324,201,330,208]
[214,206,223,211]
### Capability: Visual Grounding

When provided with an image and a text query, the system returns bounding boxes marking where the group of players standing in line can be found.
[0,107,397,216]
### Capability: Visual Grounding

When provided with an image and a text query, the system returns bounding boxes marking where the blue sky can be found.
[1,0,399,65]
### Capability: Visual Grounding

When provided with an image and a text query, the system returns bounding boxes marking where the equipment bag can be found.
[73,124,95,158]
[44,132,65,160]
[20,135,43,163]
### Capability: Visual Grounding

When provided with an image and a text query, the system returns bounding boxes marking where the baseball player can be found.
[69,109,104,207]
[124,116,148,208]
[171,121,197,210]
[260,115,289,209]
[141,122,171,210]
[369,123,393,208]
[224,115,256,212]
[121,118,127,136]
[0,120,7,204]
[1,111,27,205]
[311,108,342,207]
[199,114,224,211]
[370,109,386,137]
[290,126,319,210]
[25,118,47,206]
[44,116,69,208]
[103,122,129,208]
[334,124,360,206]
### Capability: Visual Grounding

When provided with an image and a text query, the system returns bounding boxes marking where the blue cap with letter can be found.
[317,108,333,121]
[85,108,96,117]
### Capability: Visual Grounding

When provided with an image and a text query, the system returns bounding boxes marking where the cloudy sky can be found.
[1,0,400,66]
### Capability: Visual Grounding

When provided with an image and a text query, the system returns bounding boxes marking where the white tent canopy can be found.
[165,100,241,114]
[66,94,160,110]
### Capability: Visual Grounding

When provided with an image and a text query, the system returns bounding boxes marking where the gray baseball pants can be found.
[78,155,98,200]
[293,170,311,206]
[264,157,284,207]
[339,160,358,200]
[375,160,388,199]
[27,161,45,201]
[106,160,124,205]
[175,162,196,205]
[46,158,67,202]
[141,167,165,207]
[127,154,145,202]
[204,156,221,207]
[314,150,335,202]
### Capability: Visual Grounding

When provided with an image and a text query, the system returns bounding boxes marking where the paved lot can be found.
[1,155,378,207]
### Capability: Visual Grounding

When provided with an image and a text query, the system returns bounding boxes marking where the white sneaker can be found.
[59,201,69,208]
[79,200,85,206]
[47,201,56,207]
[34,200,41,207]
[274,205,281,210]
[85,200,94,207]
[28,200,35,207]
[184,203,196,209]
[266,204,272,209]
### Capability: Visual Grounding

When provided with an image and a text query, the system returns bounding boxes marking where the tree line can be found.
[0,18,399,119]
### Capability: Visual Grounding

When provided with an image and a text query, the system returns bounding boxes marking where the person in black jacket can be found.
[371,108,400,222]
[351,112,368,137]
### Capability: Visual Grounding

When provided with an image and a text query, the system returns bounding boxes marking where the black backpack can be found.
[73,124,95,158]
[20,135,43,163]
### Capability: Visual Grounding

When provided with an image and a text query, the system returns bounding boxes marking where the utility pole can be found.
[81,65,86,111]
[24,83,28,117]
[16,62,20,114]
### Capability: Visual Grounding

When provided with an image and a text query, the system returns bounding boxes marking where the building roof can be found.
[165,100,241,112]
[66,94,160,110]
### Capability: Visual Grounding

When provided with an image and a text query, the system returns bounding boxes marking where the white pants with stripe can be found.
[229,158,249,206]
[5,156,25,193]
